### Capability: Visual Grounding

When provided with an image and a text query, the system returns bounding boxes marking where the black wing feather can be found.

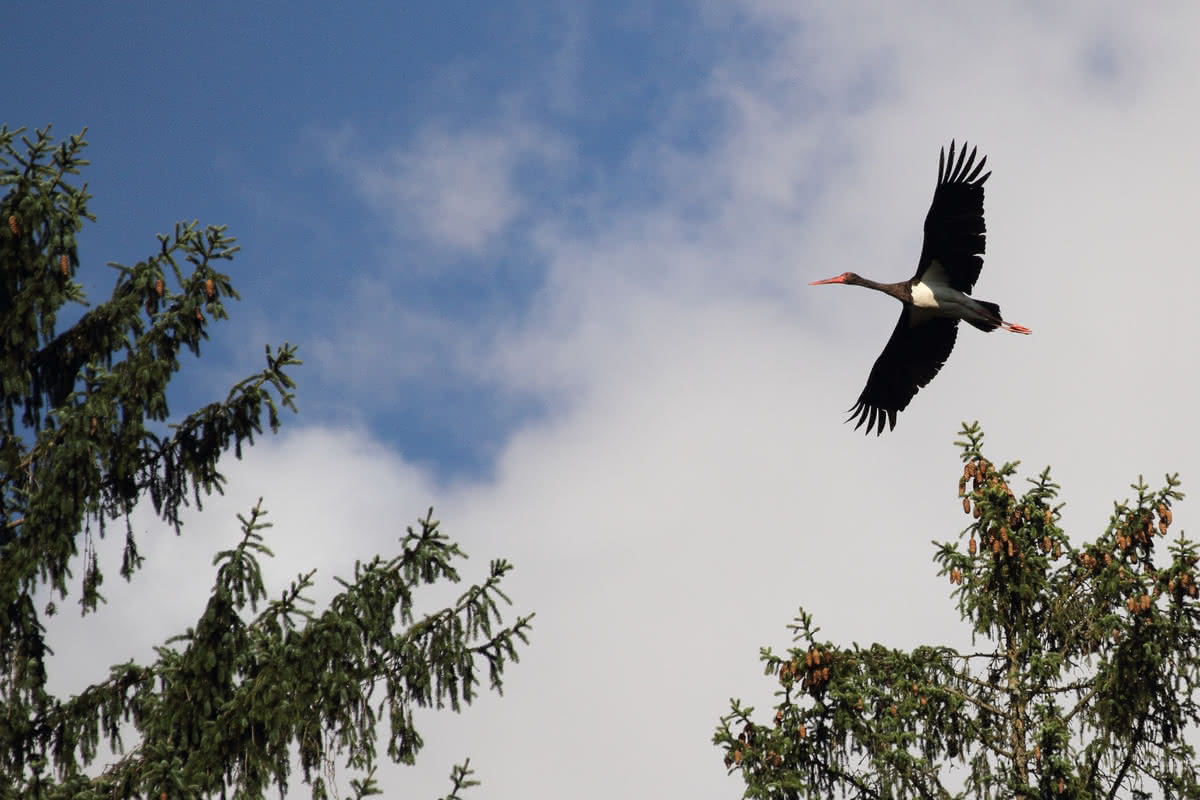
[847,310,960,435]
[916,140,990,293]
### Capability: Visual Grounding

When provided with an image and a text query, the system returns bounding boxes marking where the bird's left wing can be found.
[848,310,960,435]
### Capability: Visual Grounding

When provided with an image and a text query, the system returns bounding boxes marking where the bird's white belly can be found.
[911,280,977,318]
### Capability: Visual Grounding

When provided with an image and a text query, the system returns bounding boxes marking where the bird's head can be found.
[809,272,860,286]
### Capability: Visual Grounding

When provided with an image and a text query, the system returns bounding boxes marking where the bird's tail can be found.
[967,300,1002,332]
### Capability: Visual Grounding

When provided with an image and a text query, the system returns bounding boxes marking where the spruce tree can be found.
[0,125,532,798]
[717,423,1199,799]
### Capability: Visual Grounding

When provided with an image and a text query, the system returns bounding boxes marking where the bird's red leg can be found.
[1002,321,1032,335]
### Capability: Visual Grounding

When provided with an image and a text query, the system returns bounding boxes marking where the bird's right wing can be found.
[917,141,990,294]
[848,310,960,435]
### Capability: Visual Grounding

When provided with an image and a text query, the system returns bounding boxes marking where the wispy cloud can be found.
[324,117,569,255]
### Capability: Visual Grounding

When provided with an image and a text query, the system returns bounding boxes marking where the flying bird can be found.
[810,141,1030,435]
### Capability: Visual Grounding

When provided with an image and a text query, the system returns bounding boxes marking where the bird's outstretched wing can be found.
[848,310,960,435]
[917,140,990,293]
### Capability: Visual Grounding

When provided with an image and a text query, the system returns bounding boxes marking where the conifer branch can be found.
[721,425,1200,798]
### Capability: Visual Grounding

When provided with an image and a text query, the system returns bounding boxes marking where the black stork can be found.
[810,141,1031,435]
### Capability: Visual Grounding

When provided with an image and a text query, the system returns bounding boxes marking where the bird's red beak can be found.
[809,274,847,286]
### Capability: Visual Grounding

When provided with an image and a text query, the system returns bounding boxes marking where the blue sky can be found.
[12,3,1200,799]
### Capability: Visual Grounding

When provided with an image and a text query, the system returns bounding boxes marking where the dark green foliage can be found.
[1,126,532,798]
[717,422,1199,799]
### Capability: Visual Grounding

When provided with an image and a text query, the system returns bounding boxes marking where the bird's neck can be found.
[855,277,911,302]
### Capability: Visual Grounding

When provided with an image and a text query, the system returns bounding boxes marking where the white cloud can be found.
[327,118,567,254]
[45,4,1200,799]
